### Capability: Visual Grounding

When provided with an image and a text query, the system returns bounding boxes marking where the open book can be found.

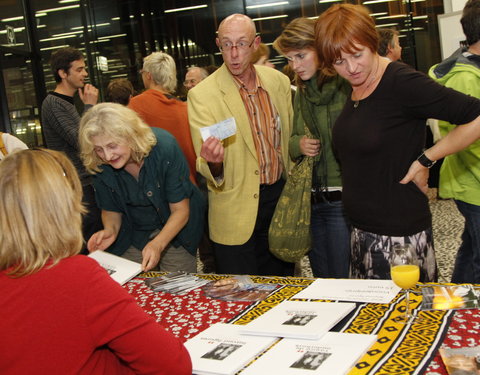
[241,332,377,375]
[88,250,142,285]
[184,323,278,375]
[240,301,356,340]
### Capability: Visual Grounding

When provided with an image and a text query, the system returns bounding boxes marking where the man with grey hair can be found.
[129,51,197,185]
[188,14,294,276]
[184,66,209,91]
[377,28,402,61]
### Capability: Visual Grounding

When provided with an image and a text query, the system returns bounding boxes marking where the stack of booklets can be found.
[241,332,377,375]
[144,272,210,294]
[184,323,278,375]
[88,250,142,285]
[185,300,377,375]
[421,285,480,310]
[239,301,356,340]
[293,278,400,304]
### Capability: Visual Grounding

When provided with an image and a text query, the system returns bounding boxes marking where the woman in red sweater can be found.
[0,149,191,375]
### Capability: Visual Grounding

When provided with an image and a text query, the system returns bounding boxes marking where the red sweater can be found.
[129,90,197,184]
[0,255,191,375]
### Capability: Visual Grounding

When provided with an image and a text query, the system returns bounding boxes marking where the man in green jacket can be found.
[429,0,480,283]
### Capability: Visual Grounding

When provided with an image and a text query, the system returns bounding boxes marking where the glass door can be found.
[1,51,43,147]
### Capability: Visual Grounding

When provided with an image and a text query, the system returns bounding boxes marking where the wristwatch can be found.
[417,152,436,168]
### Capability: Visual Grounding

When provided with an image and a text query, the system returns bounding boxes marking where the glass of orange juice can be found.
[390,243,420,323]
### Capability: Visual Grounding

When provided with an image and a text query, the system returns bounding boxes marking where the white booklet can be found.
[293,279,400,304]
[241,332,377,375]
[240,301,356,340]
[184,323,278,375]
[88,250,142,285]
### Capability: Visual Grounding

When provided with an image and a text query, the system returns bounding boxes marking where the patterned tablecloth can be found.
[124,274,480,375]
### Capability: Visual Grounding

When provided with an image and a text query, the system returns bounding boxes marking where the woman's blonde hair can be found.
[315,4,378,75]
[79,103,157,174]
[0,149,85,276]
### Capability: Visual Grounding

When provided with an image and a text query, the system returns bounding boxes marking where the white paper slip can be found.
[293,279,401,304]
[88,250,142,285]
[241,332,377,375]
[184,323,278,375]
[240,301,356,340]
[200,117,236,141]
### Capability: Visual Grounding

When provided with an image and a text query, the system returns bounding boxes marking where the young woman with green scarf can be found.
[273,17,351,278]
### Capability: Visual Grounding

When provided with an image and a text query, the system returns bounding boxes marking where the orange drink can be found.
[391,264,419,289]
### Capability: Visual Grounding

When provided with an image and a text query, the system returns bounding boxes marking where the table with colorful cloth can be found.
[123,274,480,375]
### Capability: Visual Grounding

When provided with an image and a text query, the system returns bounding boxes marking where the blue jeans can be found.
[451,200,480,283]
[308,200,351,278]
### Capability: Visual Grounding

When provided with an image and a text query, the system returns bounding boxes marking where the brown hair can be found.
[106,78,135,105]
[0,149,85,276]
[274,17,330,88]
[315,4,378,75]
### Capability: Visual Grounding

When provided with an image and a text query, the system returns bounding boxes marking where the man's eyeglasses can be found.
[219,39,255,52]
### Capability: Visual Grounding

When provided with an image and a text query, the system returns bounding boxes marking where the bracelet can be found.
[417,152,436,168]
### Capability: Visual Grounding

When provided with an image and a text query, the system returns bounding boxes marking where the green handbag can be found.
[268,155,313,263]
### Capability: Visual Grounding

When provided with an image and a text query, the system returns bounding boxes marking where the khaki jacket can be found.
[188,64,293,245]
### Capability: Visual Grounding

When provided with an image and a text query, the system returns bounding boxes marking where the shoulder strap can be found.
[0,132,6,156]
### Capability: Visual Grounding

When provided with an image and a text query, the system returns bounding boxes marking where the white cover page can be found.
[293,279,400,304]
[240,301,356,340]
[184,323,278,375]
[88,250,142,285]
[241,332,377,375]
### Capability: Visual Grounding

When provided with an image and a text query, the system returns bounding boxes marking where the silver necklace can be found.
[353,57,380,108]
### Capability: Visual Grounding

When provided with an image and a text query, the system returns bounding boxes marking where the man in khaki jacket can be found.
[188,14,293,276]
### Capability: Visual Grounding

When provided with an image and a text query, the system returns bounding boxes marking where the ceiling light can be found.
[164,5,208,13]
[97,34,127,40]
[376,14,407,20]
[40,44,70,51]
[1,16,24,22]
[39,35,78,42]
[36,5,80,14]
[363,0,396,4]
[252,15,288,21]
[376,23,399,28]
[246,2,289,9]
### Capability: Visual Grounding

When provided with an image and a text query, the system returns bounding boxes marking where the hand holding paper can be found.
[200,137,224,164]
[200,117,236,141]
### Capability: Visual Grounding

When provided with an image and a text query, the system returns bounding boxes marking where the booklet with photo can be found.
[241,332,377,375]
[184,323,278,375]
[439,346,480,375]
[421,285,479,310]
[240,301,356,340]
[145,272,210,295]
[202,276,279,302]
[293,279,400,304]
[88,250,142,285]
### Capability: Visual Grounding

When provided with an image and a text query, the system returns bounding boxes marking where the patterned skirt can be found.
[350,227,438,282]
